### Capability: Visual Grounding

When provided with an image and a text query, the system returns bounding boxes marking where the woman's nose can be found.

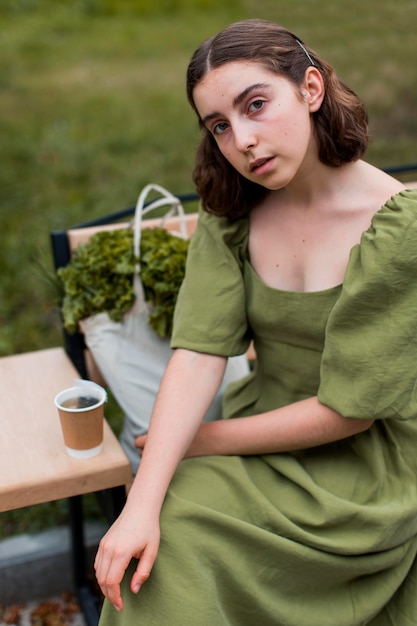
[233,122,257,153]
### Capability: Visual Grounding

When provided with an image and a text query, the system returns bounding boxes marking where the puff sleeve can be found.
[318,190,417,420]
[171,207,251,356]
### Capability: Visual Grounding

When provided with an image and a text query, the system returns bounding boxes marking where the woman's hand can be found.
[135,434,147,457]
[94,505,160,612]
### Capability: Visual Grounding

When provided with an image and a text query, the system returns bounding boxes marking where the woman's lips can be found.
[250,156,275,175]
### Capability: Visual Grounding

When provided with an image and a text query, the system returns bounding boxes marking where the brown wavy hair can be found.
[186,19,369,219]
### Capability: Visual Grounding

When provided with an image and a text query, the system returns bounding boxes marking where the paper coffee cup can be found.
[55,380,107,458]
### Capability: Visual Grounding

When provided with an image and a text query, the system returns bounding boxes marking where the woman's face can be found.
[192,61,323,190]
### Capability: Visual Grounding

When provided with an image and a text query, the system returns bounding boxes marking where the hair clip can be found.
[295,39,315,67]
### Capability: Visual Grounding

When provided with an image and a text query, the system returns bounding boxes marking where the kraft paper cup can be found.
[54,380,107,459]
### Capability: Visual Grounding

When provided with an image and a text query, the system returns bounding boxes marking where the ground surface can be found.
[0,593,87,626]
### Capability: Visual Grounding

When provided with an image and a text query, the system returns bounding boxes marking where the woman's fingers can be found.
[130,540,159,594]
[135,434,146,449]
[94,540,131,611]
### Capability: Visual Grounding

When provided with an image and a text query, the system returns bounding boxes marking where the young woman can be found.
[95,19,417,625]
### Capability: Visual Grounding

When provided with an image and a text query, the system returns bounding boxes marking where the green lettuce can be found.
[57,227,189,338]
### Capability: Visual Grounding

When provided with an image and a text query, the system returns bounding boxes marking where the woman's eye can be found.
[249,99,265,113]
[213,121,229,135]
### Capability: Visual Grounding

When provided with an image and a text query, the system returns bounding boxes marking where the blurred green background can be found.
[1,0,416,357]
[0,0,416,537]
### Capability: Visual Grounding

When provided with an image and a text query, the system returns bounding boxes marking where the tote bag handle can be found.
[133,183,188,271]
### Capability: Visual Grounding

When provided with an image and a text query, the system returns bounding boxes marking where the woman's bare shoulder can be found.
[358,161,405,204]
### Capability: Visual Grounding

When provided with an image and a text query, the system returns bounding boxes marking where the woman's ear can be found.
[303,67,325,113]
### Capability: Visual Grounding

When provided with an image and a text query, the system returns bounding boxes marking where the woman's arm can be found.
[94,348,226,611]
[182,396,374,458]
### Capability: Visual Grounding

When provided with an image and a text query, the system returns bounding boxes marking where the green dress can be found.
[99,190,417,625]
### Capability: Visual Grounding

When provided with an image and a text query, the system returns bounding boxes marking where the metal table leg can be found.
[69,495,100,626]
[68,487,126,626]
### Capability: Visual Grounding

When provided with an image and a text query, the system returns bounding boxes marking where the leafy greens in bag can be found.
[57,227,189,338]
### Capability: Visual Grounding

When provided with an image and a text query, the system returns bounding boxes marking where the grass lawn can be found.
[0,0,416,536]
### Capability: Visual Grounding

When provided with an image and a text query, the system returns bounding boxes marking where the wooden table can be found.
[0,347,132,624]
